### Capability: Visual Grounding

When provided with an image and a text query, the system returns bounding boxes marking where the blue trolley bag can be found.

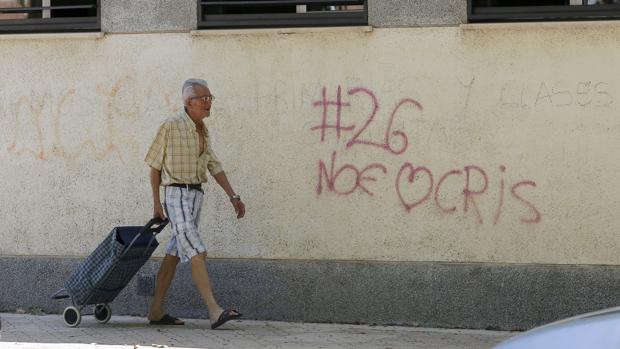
[59,218,168,307]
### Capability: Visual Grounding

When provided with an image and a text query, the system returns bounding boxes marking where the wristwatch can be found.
[230,194,241,201]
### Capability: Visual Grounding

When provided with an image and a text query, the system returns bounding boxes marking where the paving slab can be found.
[0,313,516,349]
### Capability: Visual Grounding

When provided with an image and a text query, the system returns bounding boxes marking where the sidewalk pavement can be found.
[0,313,516,349]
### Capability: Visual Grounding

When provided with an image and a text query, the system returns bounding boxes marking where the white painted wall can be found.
[0,23,617,264]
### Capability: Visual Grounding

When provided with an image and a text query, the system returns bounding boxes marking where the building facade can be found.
[0,0,619,330]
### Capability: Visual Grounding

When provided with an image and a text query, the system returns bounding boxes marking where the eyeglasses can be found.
[192,95,214,103]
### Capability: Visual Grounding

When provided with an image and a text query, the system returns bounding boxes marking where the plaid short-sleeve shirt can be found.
[145,110,223,186]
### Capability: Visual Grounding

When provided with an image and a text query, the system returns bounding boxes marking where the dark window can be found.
[198,1,367,29]
[468,0,620,22]
[0,0,99,34]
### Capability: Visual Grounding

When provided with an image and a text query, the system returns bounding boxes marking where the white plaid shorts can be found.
[163,186,207,263]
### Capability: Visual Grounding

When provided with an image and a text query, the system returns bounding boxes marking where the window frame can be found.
[468,1,620,23]
[197,0,368,30]
[0,0,100,34]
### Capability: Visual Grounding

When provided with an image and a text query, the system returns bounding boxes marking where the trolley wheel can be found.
[94,304,112,324]
[63,306,81,327]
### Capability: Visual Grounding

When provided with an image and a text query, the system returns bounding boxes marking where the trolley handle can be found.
[121,217,169,259]
[143,217,169,235]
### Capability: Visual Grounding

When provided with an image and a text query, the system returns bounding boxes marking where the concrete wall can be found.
[101,0,197,33]
[99,0,466,33]
[368,0,466,27]
[2,22,620,328]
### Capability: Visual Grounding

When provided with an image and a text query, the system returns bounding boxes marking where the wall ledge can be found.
[461,20,620,31]
[191,26,373,36]
[0,32,104,41]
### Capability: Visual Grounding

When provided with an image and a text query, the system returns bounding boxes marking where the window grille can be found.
[0,0,99,34]
[198,0,367,29]
[469,0,620,22]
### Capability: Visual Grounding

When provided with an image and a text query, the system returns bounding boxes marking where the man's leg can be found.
[148,254,181,322]
[191,252,239,323]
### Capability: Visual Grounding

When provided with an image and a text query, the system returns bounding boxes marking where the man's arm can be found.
[213,171,245,219]
[150,167,166,220]
[145,121,168,220]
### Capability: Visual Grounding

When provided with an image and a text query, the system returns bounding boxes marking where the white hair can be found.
[182,78,209,104]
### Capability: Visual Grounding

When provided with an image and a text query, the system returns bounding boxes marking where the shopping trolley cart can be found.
[52,218,168,327]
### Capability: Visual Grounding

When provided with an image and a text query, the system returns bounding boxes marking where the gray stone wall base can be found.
[1,257,618,330]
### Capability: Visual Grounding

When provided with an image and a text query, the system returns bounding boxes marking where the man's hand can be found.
[232,199,245,219]
[154,202,166,221]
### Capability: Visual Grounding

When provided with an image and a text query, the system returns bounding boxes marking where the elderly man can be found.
[144,78,245,329]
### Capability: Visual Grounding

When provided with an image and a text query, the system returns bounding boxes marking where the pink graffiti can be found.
[462,165,489,225]
[310,86,353,142]
[315,150,541,225]
[394,163,540,225]
[311,85,423,155]
[434,169,462,214]
[396,163,433,212]
[511,180,541,223]
[311,85,542,225]
[317,151,387,196]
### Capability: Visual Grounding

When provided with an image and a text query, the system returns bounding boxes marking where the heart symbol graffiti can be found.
[395,163,434,212]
